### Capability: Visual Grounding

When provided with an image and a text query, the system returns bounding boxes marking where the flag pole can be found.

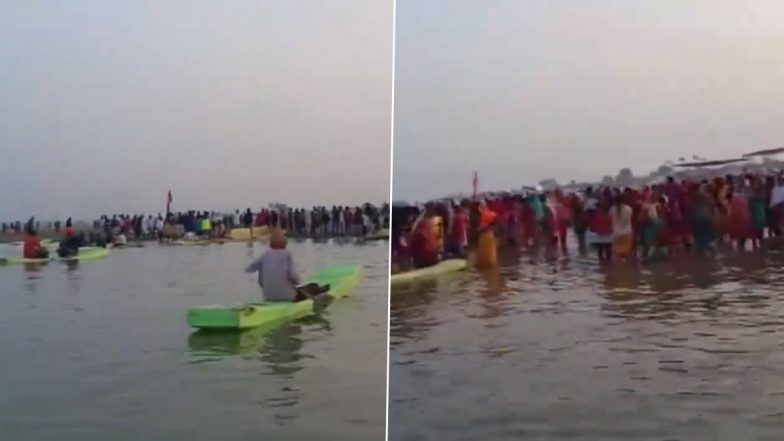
[472,171,479,200]
[166,190,173,216]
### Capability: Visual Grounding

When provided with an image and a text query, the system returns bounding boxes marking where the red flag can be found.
[472,171,479,199]
[166,190,173,214]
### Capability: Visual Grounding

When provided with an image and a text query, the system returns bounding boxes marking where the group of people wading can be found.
[392,173,784,272]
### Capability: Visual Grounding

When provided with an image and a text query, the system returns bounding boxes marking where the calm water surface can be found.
[390,246,784,441]
[0,239,387,441]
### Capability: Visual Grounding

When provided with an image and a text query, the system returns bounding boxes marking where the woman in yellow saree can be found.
[475,200,498,268]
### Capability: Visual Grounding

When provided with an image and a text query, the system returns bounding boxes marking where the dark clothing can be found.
[243,211,253,228]
[294,283,331,302]
[57,236,81,258]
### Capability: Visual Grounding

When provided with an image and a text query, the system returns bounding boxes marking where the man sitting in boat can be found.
[56,230,81,258]
[245,231,329,302]
[112,232,128,247]
[23,228,49,259]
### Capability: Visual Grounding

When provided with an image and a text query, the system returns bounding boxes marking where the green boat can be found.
[390,258,467,287]
[0,247,110,265]
[187,264,362,331]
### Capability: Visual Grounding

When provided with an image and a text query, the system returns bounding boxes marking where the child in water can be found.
[245,231,329,302]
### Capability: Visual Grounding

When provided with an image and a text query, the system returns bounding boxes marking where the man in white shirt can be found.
[146,215,155,235]
[155,215,164,235]
[140,217,149,237]
[363,212,372,235]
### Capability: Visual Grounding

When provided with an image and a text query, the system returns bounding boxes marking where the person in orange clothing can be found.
[410,205,439,269]
[23,228,49,259]
[475,200,498,268]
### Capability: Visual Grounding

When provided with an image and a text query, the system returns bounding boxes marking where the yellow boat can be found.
[228,227,271,240]
[212,235,272,244]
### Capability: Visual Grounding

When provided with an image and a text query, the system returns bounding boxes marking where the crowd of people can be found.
[4,204,388,261]
[2,204,389,246]
[392,173,784,272]
[86,204,389,242]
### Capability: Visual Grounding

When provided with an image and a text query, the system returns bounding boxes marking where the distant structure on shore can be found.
[540,156,784,192]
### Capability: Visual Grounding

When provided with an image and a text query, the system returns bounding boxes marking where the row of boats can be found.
[0,242,111,265]
[1,229,435,341]
[1,236,366,339]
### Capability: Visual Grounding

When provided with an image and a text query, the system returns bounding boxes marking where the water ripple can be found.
[390,246,784,440]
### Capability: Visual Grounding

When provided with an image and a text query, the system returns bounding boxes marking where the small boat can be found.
[162,239,211,246]
[363,229,390,241]
[110,242,145,248]
[187,264,362,331]
[211,236,270,244]
[0,247,110,265]
[227,227,280,240]
[390,259,467,287]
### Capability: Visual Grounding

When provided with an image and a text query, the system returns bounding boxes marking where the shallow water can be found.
[0,239,387,441]
[389,245,784,441]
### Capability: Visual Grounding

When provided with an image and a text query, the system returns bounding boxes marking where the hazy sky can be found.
[0,0,392,220]
[393,0,784,202]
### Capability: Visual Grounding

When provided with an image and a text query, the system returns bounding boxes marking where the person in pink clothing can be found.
[728,189,752,251]
[550,190,571,252]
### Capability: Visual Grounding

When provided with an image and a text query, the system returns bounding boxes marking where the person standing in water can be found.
[64,217,75,237]
[587,201,613,262]
[749,179,767,249]
[245,232,327,302]
[243,208,254,229]
[610,196,634,260]
[446,201,469,258]
[410,205,439,269]
[475,200,498,268]
[689,183,717,254]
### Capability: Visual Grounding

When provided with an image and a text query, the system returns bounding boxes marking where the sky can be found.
[393,0,784,202]
[0,0,392,220]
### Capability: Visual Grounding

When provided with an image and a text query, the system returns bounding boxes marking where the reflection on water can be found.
[390,246,784,441]
[0,240,386,441]
[188,315,332,363]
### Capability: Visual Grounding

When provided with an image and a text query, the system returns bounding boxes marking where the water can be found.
[389,246,784,441]
[0,239,387,441]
